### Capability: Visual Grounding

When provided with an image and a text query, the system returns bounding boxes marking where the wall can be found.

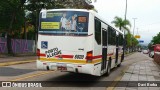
[0,37,35,54]
[154,52,160,65]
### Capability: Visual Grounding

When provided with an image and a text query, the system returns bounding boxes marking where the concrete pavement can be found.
[114,53,160,90]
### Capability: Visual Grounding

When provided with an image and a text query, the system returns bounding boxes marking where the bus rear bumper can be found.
[36,60,98,76]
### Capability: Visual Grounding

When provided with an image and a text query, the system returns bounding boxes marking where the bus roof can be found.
[40,9,124,35]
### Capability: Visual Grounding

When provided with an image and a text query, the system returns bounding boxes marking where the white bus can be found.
[37,9,124,76]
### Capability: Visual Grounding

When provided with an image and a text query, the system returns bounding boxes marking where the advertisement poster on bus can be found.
[39,11,89,36]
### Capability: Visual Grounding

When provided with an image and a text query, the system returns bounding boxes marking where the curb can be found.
[124,52,135,57]
[106,52,136,90]
[106,64,130,90]
[0,60,36,67]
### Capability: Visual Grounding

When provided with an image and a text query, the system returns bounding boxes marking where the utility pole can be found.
[132,18,137,52]
[124,0,127,21]
[132,18,137,37]
[123,0,127,60]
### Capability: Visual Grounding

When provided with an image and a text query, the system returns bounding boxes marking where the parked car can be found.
[149,51,154,58]
[143,49,149,54]
[138,49,142,52]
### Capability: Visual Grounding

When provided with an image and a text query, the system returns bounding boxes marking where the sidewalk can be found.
[114,54,160,90]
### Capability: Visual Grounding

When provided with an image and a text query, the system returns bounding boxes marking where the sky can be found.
[92,0,160,45]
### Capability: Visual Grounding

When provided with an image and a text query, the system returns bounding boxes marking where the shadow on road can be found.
[43,70,118,87]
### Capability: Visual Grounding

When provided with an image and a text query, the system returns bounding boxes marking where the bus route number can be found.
[74,55,84,59]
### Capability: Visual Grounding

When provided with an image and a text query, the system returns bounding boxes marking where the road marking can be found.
[0,60,36,67]
[11,71,55,81]
[106,65,129,90]
[106,53,134,90]
[106,56,147,90]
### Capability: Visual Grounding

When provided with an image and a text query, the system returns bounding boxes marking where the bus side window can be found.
[108,27,112,45]
[108,27,116,45]
[95,19,101,45]
[119,34,123,46]
[112,30,116,45]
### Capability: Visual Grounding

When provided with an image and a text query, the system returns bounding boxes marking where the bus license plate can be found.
[57,63,67,70]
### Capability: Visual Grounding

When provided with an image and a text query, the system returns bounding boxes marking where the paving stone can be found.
[138,87,148,90]
[152,71,159,76]
[114,87,126,90]
[126,87,138,90]
[151,67,159,71]
[148,87,159,90]
[146,71,153,76]
[121,73,132,81]
[147,75,155,81]
[140,67,145,70]
[154,76,160,81]
[139,70,146,75]
[130,74,139,81]
[139,75,147,81]
[133,70,139,74]
[117,54,160,90]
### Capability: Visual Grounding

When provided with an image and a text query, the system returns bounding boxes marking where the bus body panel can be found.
[37,9,124,76]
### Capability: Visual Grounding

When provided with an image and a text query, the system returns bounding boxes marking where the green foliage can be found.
[111,16,131,34]
[151,32,160,45]
[25,0,95,41]
[111,16,139,48]
[125,33,139,47]
[132,36,139,46]
[0,0,25,33]
[148,42,154,50]
[125,33,132,47]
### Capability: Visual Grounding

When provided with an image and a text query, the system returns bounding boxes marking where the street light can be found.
[123,0,127,60]
[124,0,127,21]
[132,18,137,52]
[132,18,137,37]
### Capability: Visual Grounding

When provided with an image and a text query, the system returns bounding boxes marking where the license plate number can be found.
[57,63,67,70]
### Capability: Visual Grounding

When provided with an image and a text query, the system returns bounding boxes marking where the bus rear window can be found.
[39,11,89,36]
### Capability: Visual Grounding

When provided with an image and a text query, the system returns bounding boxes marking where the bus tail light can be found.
[86,51,93,63]
[37,49,40,59]
[37,49,40,56]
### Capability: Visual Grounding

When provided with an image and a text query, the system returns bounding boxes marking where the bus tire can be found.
[117,62,121,67]
[118,55,123,67]
[121,54,124,61]
[106,58,111,76]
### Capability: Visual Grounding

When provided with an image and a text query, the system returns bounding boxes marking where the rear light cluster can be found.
[37,49,40,56]
[37,48,40,59]
[86,51,93,63]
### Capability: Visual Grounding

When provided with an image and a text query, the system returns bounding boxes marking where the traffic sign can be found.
[135,35,140,39]
[139,40,144,43]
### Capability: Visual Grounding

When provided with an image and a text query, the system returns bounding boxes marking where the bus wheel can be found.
[106,59,111,76]
[117,62,121,67]
[118,55,123,67]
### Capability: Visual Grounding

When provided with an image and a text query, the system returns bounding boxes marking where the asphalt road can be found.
[0,52,152,90]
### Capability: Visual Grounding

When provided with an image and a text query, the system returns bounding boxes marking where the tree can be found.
[125,33,138,49]
[111,16,131,34]
[132,36,139,47]
[0,0,26,54]
[125,33,132,47]
[25,0,95,52]
[151,32,160,45]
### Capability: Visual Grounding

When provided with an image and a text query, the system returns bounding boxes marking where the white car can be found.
[143,50,148,54]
